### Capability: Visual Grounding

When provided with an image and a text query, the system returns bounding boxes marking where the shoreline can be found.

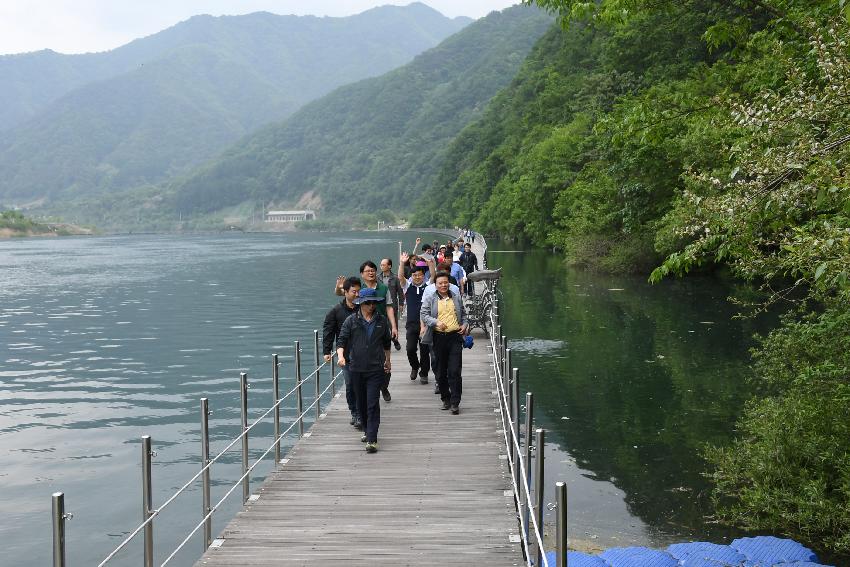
[0,227,93,238]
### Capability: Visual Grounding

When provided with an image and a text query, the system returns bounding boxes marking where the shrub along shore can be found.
[0,210,91,237]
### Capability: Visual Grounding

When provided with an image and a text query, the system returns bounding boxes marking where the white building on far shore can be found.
[265,210,316,222]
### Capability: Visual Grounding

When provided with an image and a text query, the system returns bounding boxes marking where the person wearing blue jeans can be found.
[336,288,392,453]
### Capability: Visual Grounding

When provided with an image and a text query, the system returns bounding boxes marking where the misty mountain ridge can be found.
[166,4,554,220]
[0,3,470,131]
[0,3,470,204]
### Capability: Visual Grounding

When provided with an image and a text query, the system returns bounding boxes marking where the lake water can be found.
[0,233,785,565]
[486,241,774,551]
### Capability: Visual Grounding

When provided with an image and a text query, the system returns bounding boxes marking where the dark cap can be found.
[354,287,385,305]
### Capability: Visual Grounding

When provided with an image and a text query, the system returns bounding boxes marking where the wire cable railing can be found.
[488,293,549,566]
[51,329,340,567]
[160,366,342,566]
[94,358,326,567]
[490,321,548,565]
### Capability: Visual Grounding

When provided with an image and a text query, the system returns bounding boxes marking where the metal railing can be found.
[482,232,570,567]
[51,330,342,567]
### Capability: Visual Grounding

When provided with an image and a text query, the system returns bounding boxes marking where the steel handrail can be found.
[96,359,331,566]
[491,332,548,567]
[160,367,343,566]
[487,288,549,567]
[492,346,547,566]
[492,330,545,564]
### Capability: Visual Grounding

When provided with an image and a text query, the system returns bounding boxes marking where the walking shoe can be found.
[441,401,451,410]
[419,376,428,384]
[349,413,356,425]
[361,434,367,443]
[450,405,459,415]
[434,384,440,394]
[365,442,378,453]
[410,368,418,381]
[382,388,391,402]
[353,418,363,430]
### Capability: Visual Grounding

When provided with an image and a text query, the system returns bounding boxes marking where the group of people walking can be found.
[322,233,479,453]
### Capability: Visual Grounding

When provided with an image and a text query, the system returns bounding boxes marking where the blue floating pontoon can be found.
[543,535,831,567]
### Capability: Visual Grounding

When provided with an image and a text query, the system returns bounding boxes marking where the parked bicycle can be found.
[465,268,502,336]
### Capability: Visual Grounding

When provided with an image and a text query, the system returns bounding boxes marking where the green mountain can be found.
[167,5,553,216]
[0,3,470,204]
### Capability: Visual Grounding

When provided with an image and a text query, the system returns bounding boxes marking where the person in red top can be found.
[436,245,447,264]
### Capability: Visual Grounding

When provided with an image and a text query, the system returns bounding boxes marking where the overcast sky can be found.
[0,1,521,56]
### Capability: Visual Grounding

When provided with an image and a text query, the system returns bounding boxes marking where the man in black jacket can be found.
[398,252,430,384]
[336,287,392,453]
[459,242,479,296]
[323,276,361,428]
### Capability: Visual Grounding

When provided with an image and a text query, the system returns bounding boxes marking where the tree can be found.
[649,15,850,552]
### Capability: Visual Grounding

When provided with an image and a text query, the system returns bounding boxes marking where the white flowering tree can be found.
[650,18,850,306]
[647,15,850,551]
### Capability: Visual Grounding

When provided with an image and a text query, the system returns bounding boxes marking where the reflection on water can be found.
[488,242,774,549]
[0,232,442,567]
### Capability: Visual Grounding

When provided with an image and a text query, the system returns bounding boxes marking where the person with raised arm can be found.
[398,251,430,384]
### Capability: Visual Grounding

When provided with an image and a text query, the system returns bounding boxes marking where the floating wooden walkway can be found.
[195,241,520,566]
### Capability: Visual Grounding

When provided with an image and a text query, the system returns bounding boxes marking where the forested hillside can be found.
[420,0,850,554]
[167,5,552,216]
[0,4,470,204]
[413,4,738,272]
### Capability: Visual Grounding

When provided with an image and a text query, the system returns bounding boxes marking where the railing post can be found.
[314,329,321,421]
[330,351,336,396]
[504,345,512,400]
[52,492,67,567]
[534,428,546,567]
[141,435,154,567]
[503,343,509,390]
[522,391,534,543]
[511,367,520,496]
[556,481,568,567]
[272,354,281,464]
[504,346,511,428]
[200,398,212,550]
[295,341,304,437]
[512,368,520,433]
[504,346,512,466]
[240,372,250,503]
